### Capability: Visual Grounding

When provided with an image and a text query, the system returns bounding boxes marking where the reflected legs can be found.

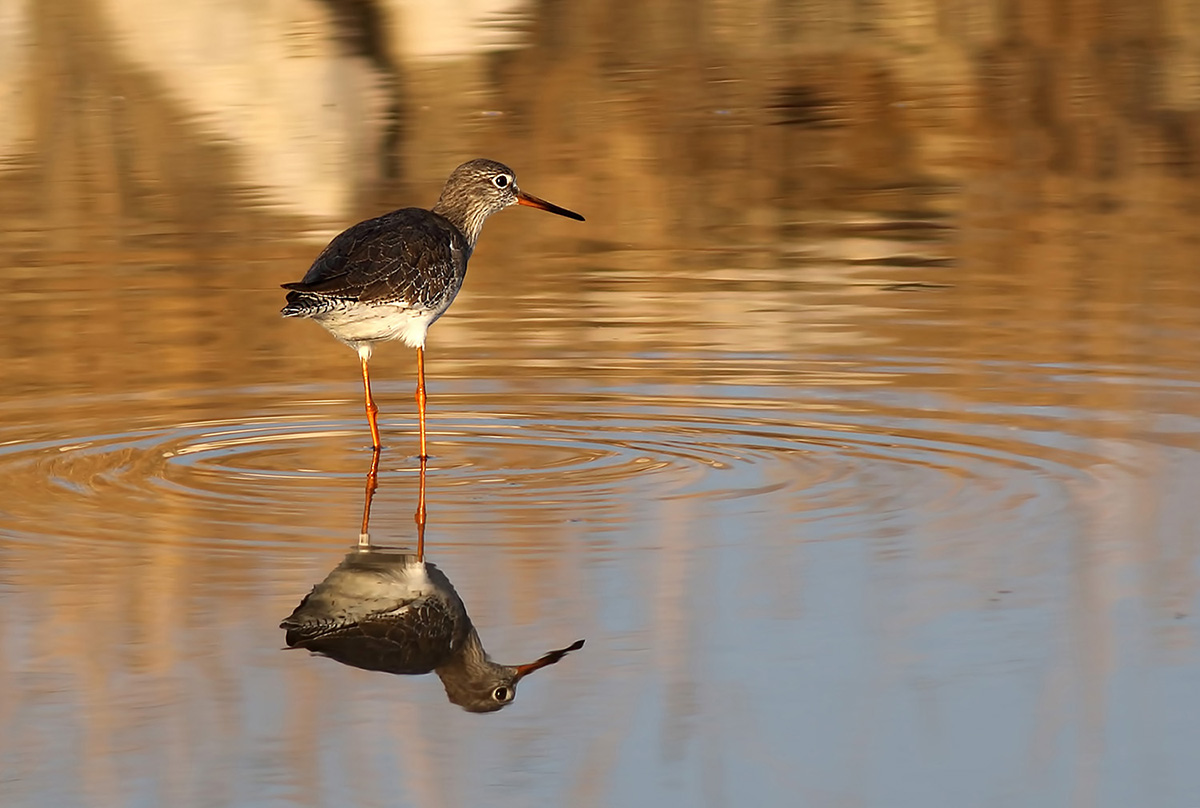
[415,456,427,560]
[359,445,381,544]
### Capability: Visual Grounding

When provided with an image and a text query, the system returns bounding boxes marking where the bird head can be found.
[434,159,584,247]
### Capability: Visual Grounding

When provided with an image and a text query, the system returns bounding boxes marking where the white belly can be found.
[314,301,449,349]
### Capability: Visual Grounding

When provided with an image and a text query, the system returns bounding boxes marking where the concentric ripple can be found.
[0,363,1158,553]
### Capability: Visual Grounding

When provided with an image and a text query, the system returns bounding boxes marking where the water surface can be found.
[3,2,1200,807]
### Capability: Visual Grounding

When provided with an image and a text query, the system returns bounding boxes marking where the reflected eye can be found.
[493,174,512,189]
[492,686,512,702]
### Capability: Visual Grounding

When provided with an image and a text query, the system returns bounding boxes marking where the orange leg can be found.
[360,351,381,450]
[359,445,381,544]
[415,346,429,460]
[414,456,427,560]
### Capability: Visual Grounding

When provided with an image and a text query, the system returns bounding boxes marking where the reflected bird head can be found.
[441,639,586,713]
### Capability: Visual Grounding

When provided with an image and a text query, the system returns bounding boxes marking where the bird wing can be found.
[281,596,459,675]
[282,208,467,309]
[279,589,422,644]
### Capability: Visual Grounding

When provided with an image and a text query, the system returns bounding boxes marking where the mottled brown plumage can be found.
[284,210,469,315]
[281,159,584,456]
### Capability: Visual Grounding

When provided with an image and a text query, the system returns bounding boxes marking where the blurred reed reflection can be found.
[281,452,585,712]
[7,0,1200,258]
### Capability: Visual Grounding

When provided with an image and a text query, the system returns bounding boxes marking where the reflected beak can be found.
[516,189,586,222]
[513,639,586,681]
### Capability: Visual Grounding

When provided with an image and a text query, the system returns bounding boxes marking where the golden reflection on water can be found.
[3,1,1200,806]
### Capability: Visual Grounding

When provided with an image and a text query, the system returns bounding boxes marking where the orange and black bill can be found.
[517,190,586,221]
[513,639,586,680]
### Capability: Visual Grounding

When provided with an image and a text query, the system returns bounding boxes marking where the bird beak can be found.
[516,189,586,222]
[513,639,585,681]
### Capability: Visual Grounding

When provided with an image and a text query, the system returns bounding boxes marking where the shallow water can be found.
[4,2,1200,807]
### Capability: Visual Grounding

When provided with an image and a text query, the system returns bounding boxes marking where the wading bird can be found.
[281,159,584,457]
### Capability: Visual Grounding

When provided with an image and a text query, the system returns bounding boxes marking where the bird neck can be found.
[435,628,510,705]
[438,626,492,678]
[431,197,489,251]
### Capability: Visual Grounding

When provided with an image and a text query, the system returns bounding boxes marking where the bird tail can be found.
[280,287,327,318]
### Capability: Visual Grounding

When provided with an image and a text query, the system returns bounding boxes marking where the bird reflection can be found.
[281,450,584,712]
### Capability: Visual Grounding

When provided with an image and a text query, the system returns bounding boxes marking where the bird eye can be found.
[492,686,512,702]
[493,174,511,189]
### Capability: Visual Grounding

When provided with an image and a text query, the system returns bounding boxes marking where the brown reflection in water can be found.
[8,0,323,253]
[2,1,1196,246]
[281,454,585,712]
[2,1,1198,382]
